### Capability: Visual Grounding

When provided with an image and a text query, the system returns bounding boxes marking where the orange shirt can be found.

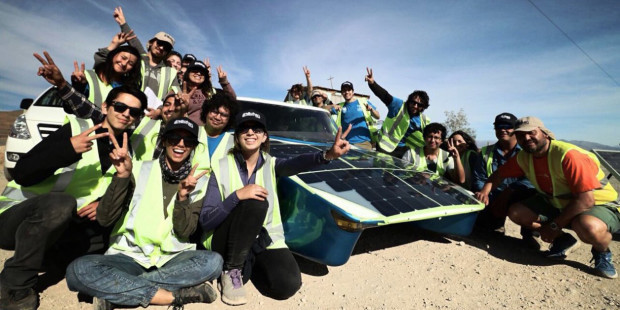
[498,149,601,195]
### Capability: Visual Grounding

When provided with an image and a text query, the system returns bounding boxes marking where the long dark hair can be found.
[183,66,214,99]
[94,45,142,90]
[449,130,478,151]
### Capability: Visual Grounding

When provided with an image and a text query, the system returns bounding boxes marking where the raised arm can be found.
[114,6,145,54]
[365,67,394,106]
[217,65,237,100]
[304,66,313,101]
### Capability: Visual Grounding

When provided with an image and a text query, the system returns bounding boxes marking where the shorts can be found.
[522,193,620,233]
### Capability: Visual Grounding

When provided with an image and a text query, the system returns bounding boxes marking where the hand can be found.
[70,61,86,85]
[236,184,268,201]
[147,107,162,120]
[177,164,208,201]
[77,201,99,221]
[203,58,212,77]
[474,191,489,205]
[446,138,460,158]
[110,30,136,48]
[325,124,352,160]
[332,104,341,111]
[303,66,311,78]
[178,83,196,106]
[217,65,227,79]
[539,223,563,243]
[33,51,67,88]
[365,67,374,84]
[366,103,373,111]
[70,123,109,154]
[113,6,126,25]
[108,130,131,178]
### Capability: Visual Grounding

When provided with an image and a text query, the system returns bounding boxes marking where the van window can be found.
[34,88,63,107]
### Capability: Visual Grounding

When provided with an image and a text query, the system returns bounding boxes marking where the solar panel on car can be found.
[592,149,620,180]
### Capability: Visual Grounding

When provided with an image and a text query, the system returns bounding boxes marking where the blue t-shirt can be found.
[335,100,377,144]
[385,97,421,147]
[207,134,226,158]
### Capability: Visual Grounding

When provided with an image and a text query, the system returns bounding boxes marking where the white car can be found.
[4,87,65,180]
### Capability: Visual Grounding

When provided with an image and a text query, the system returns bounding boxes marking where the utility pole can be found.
[327,76,334,89]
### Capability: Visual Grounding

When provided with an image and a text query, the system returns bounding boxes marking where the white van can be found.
[4,87,65,180]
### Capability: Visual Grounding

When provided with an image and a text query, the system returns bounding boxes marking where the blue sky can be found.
[1,0,618,146]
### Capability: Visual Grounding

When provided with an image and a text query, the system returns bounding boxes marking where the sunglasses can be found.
[494,124,514,130]
[238,126,265,134]
[155,39,172,51]
[111,101,143,118]
[164,134,198,148]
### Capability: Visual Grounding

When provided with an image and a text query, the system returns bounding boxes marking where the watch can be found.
[549,221,560,231]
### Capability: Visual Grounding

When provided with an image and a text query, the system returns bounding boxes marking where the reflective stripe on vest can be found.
[407,147,450,176]
[84,70,112,107]
[378,102,429,152]
[480,145,495,177]
[0,117,110,215]
[107,160,201,268]
[335,98,377,142]
[516,140,618,209]
[140,56,178,99]
[461,149,475,189]
[131,118,161,160]
[213,153,286,250]
[192,131,235,172]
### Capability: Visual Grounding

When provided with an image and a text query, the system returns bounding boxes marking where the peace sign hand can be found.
[113,6,126,25]
[108,130,132,178]
[446,138,460,158]
[70,123,109,154]
[365,67,374,84]
[110,30,136,49]
[70,61,86,85]
[217,65,227,79]
[33,51,67,88]
[203,58,212,78]
[325,124,352,160]
[303,66,311,78]
[178,164,208,201]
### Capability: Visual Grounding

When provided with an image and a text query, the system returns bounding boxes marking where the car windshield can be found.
[239,99,337,143]
[34,87,63,107]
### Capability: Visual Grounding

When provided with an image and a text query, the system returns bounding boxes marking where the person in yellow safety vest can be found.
[66,117,223,308]
[402,123,465,184]
[285,66,313,105]
[471,112,536,237]
[69,32,142,108]
[365,67,430,158]
[0,52,147,310]
[200,110,352,305]
[448,130,480,190]
[94,7,180,101]
[332,81,380,150]
[476,116,620,279]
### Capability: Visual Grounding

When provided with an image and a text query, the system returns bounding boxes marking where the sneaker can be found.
[545,233,580,259]
[93,296,113,310]
[0,288,39,310]
[219,269,247,306]
[519,227,541,251]
[591,249,618,279]
[173,281,218,307]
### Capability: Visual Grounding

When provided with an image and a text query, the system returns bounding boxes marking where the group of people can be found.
[286,68,620,282]
[0,5,619,310]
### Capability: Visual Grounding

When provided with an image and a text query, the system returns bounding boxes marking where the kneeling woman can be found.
[200,110,351,305]
[66,118,222,308]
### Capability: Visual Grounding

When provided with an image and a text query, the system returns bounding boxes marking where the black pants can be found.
[476,188,537,230]
[0,193,111,291]
[0,193,75,291]
[212,199,301,300]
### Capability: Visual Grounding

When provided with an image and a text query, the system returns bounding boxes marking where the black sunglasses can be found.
[156,39,172,51]
[111,101,143,118]
[164,134,198,148]
[238,125,265,134]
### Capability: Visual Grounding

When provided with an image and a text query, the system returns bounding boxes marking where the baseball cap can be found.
[340,81,354,91]
[493,112,517,128]
[187,60,208,76]
[162,117,199,138]
[182,54,196,64]
[235,110,267,130]
[151,32,175,47]
[514,116,555,140]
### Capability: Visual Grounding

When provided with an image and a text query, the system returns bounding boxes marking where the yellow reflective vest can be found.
[378,102,429,152]
[84,70,113,108]
[106,160,208,268]
[515,140,618,210]
[140,54,180,99]
[403,147,452,176]
[0,116,115,215]
[203,152,287,250]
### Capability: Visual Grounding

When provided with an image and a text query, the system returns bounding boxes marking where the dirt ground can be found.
[0,145,619,310]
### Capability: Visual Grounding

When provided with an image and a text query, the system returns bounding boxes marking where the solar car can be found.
[237,97,484,266]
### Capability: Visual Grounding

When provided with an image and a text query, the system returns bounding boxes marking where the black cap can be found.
[235,110,267,130]
[341,81,354,91]
[162,117,199,138]
[493,112,517,127]
[182,54,196,64]
[187,60,208,76]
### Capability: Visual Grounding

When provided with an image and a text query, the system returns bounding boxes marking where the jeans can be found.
[65,250,223,307]
[0,193,76,290]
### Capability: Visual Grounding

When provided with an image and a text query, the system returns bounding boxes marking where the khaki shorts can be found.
[522,193,620,233]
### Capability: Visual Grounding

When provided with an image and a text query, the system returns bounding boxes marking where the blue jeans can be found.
[65,250,222,307]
